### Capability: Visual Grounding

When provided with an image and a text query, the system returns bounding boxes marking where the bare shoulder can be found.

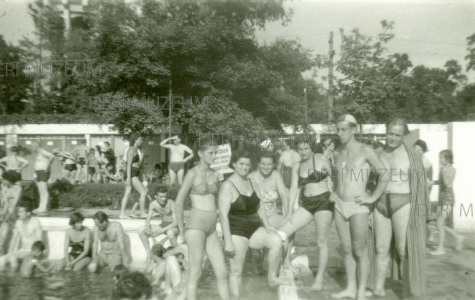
[30,218,41,227]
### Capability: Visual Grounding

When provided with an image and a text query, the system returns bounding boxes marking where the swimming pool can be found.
[0,253,278,300]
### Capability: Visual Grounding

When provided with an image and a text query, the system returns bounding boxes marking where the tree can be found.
[466,33,475,72]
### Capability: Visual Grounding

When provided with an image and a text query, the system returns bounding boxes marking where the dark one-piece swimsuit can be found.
[69,240,91,259]
[298,155,334,215]
[124,153,140,181]
[228,180,262,240]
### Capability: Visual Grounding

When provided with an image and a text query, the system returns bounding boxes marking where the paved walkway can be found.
[292,221,475,300]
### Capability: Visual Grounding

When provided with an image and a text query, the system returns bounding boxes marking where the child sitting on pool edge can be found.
[20,241,57,277]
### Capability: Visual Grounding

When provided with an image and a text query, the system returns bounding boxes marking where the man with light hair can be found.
[331,114,389,300]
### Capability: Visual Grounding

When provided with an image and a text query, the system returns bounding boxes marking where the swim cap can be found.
[337,114,357,125]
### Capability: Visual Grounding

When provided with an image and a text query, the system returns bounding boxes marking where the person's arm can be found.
[91,227,99,260]
[145,201,155,233]
[159,137,174,148]
[277,152,285,173]
[274,171,289,218]
[174,170,196,242]
[285,162,300,224]
[33,260,57,272]
[69,229,91,267]
[41,149,55,169]
[125,148,134,187]
[63,230,71,265]
[160,200,178,232]
[218,181,237,256]
[357,146,389,204]
[17,156,29,172]
[115,223,128,265]
[183,146,194,163]
[8,221,21,253]
[444,166,456,187]
[163,244,187,259]
[321,156,335,194]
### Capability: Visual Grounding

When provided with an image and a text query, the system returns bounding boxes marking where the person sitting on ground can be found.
[147,244,167,286]
[88,211,130,273]
[0,200,43,271]
[114,271,159,300]
[20,240,57,277]
[138,186,179,263]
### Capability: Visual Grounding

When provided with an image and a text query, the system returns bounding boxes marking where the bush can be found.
[57,182,191,209]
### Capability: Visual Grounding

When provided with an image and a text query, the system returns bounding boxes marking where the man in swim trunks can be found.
[0,201,43,271]
[31,140,55,213]
[331,114,389,300]
[88,211,130,272]
[160,135,194,185]
[138,186,179,263]
[0,146,29,182]
[73,139,89,183]
[372,118,429,298]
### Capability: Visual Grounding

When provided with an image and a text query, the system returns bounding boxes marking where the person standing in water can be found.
[174,141,229,300]
[160,135,194,186]
[31,140,55,214]
[429,150,464,255]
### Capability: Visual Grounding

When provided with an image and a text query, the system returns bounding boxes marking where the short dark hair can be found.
[115,272,152,299]
[230,149,252,169]
[2,170,20,184]
[155,186,168,195]
[440,149,454,164]
[294,134,318,146]
[69,212,85,227]
[128,132,142,147]
[31,241,45,252]
[373,141,384,150]
[151,244,167,258]
[386,118,410,135]
[413,139,428,153]
[112,264,129,280]
[10,145,19,153]
[104,141,110,146]
[257,150,276,164]
[321,138,334,150]
[93,211,108,223]
[18,200,33,213]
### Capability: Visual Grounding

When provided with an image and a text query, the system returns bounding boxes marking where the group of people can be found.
[0,114,464,300]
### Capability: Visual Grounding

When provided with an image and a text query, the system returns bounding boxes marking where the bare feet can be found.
[430,248,446,255]
[310,275,323,291]
[456,235,464,251]
[372,288,385,297]
[119,214,131,219]
[34,208,47,214]
[331,288,356,299]
[427,235,435,243]
[268,276,290,287]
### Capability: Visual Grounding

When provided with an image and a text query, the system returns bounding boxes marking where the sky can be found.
[1,0,474,82]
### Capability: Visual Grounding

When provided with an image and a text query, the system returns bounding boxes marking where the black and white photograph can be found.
[0,0,474,299]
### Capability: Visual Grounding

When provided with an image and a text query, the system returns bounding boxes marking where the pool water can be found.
[0,252,278,300]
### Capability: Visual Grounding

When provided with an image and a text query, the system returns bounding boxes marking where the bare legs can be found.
[185,229,229,300]
[34,181,49,213]
[431,204,464,255]
[280,208,333,290]
[169,169,177,186]
[374,204,411,296]
[229,228,287,296]
[331,212,369,300]
[119,177,147,219]
[177,169,185,185]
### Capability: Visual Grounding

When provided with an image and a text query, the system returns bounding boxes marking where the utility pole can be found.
[169,79,172,138]
[304,88,308,124]
[328,31,334,123]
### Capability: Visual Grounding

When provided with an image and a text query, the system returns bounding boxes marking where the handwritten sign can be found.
[211,144,234,174]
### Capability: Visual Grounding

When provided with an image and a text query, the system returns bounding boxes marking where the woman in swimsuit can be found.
[57,212,92,271]
[0,171,22,255]
[219,149,288,296]
[278,140,300,197]
[429,150,463,255]
[175,141,229,300]
[31,140,55,213]
[160,135,194,186]
[280,139,335,290]
[0,146,29,182]
[53,149,78,184]
[119,132,147,219]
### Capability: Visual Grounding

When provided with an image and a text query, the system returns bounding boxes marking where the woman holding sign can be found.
[174,141,229,300]
[160,135,194,185]
[219,149,288,296]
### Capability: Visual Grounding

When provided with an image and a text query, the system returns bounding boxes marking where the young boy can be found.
[20,241,56,277]
[137,186,179,263]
